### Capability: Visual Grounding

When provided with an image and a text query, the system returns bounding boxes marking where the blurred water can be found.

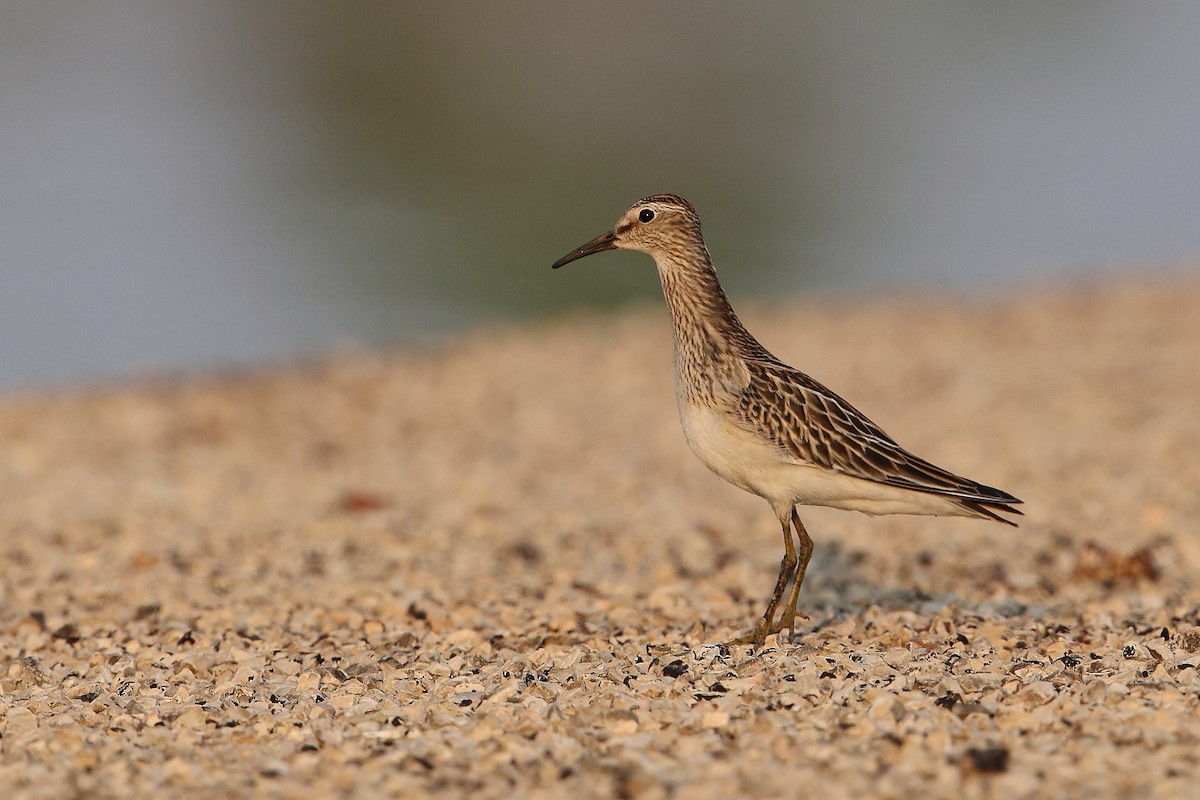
[2,2,1199,390]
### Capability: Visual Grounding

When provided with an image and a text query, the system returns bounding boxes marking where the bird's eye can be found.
[639,209,655,223]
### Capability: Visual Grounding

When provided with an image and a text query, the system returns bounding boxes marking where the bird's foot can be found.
[775,609,810,638]
[723,618,772,647]
[722,611,810,648]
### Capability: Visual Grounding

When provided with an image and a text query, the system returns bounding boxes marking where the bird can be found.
[552,194,1022,645]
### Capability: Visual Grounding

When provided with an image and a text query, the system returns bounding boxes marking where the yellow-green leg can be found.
[726,506,799,646]
[775,508,814,636]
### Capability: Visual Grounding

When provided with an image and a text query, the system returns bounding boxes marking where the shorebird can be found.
[552,194,1022,645]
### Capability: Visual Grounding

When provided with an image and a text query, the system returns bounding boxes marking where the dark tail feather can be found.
[960,497,1023,527]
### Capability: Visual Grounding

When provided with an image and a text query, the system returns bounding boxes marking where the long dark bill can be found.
[551,230,618,269]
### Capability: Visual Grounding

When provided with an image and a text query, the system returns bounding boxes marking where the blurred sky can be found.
[3,2,1200,390]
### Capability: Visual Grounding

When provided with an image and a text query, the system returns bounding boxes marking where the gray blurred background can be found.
[3,2,1199,391]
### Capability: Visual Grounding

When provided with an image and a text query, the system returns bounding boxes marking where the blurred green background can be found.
[3,2,1199,390]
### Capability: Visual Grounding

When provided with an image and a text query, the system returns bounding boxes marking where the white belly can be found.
[678,402,969,518]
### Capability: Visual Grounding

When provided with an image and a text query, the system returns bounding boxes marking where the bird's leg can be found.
[726,507,797,646]
[775,508,814,636]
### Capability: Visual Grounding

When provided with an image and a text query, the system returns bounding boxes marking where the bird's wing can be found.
[734,361,1022,509]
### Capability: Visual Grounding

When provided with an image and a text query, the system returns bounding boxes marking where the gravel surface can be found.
[2,277,1199,799]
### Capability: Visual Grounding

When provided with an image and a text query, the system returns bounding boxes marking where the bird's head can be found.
[552,194,701,269]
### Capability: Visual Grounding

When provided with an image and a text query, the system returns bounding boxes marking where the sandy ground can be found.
[2,277,1199,799]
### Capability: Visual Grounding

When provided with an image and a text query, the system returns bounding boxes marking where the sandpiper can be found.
[553,194,1022,645]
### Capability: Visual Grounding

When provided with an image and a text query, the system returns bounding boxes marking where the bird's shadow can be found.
[774,539,1039,641]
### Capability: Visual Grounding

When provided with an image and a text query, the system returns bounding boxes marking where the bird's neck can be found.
[654,246,765,372]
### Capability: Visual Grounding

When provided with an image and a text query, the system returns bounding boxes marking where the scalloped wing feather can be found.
[734,361,1022,520]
